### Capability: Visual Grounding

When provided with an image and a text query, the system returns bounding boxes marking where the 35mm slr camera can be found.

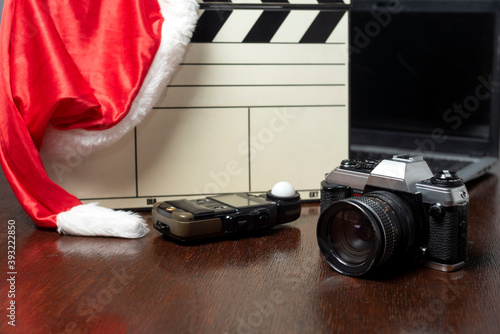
[317,155,469,277]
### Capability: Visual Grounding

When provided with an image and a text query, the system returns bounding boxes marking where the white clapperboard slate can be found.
[44,0,351,209]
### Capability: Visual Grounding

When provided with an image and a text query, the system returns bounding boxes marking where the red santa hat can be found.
[0,0,199,238]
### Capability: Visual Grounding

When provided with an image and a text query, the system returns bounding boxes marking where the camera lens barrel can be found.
[317,191,417,277]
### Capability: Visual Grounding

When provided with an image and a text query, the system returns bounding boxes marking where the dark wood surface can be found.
[1,167,500,334]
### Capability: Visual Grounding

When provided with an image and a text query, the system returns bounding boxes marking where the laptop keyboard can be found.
[349,151,472,175]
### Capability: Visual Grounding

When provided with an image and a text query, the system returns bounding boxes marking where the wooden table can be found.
[1,166,500,334]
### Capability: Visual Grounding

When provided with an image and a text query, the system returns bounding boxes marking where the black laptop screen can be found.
[350,2,500,156]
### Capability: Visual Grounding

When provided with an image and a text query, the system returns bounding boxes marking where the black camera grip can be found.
[320,180,352,213]
[427,204,468,264]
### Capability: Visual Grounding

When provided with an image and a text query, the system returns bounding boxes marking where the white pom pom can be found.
[57,203,149,238]
[271,181,296,198]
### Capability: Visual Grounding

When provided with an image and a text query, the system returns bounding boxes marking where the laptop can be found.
[349,0,500,182]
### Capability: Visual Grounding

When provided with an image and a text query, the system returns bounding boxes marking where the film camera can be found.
[317,155,469,277]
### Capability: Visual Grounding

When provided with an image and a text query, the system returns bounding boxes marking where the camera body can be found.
[153,186,301,243]
[318,154,469,277]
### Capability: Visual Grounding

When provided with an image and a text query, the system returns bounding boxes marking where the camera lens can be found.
[329,209,376,264]
[317,191,417,276]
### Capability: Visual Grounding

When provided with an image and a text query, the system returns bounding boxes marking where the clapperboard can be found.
[45,0,351,209]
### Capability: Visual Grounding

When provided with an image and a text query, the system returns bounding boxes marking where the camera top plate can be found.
[326,154,435,193]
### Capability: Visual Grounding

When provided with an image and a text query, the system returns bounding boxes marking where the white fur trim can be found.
[57,203,150,238]
[40,0,199,160]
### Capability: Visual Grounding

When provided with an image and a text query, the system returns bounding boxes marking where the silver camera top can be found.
[325,154,468,207]
[366,155,434,193]
[325,154,433,191]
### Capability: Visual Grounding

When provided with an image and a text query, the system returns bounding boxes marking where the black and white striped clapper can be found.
[193,0,350,43]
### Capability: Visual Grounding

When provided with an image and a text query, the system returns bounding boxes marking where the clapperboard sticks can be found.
[193,1,349,44]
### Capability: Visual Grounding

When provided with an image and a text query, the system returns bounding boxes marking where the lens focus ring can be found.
[351,196,397,268]
[317,190,417,277]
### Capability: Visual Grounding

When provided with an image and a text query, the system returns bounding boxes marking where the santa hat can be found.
[0,0,199,238]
